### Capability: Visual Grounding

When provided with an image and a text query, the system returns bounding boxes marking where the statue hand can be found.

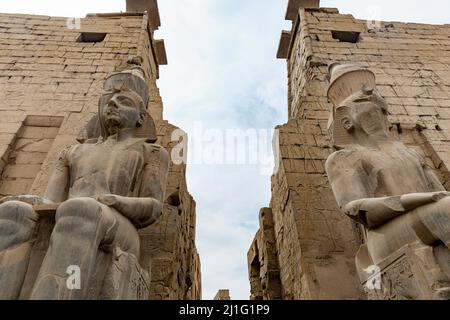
[343,196,404,228]
[97,195,162,229]
[343,200,363,217]
[97,194,118,206]
[0,195,53,206]
[431,191,449,202]
[401,192,449,211]
[342,199,369,226]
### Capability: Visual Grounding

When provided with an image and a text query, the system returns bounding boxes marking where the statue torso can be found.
[65,137,158,198]
[356,141,432,197]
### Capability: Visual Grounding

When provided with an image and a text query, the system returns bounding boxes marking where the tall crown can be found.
[103,67,150,107]
[327,63,378,148]
[327,63,376,108]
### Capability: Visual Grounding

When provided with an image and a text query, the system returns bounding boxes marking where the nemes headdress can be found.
[327,63,376,108]
[327,63,376,147]
[78,68,157,144]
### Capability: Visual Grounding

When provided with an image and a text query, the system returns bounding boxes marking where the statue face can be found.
[341,92,390,138]
[102,92,143,135]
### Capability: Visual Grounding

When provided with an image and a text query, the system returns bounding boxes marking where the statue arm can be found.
[411,148,446,192]
[97,195,163,229]
[326,150,405,228]
[345,192,448,229]
[98,145,170,229]
[424,166,446,192]
[43,147,71,203]
[327,151,449,229]
[326,150,373,225]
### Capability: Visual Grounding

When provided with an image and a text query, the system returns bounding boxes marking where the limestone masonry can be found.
[0,0,201,299]
[1,0,449,301]
[248,0,450,300]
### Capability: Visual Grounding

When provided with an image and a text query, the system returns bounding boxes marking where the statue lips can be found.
[105,107,119,118]
[105,109,121,127]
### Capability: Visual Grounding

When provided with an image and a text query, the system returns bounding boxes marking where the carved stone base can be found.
[357,242,450,300]
[99,247,150,300]
[0,214,151,300]
[0,242,33,300]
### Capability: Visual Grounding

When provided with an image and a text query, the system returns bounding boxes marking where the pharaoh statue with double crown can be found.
[325,64,450,299]
[0,68,169,299]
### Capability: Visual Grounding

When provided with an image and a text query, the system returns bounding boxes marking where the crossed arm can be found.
[97,146,170,228]
[44,145,170,229]
[325,150,448,229]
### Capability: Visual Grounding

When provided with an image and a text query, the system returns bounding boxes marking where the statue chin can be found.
[105,123,121,135]
[326,64,450,300]
[105,116,120,126]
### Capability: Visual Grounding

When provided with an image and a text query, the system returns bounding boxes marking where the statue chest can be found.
[363,145,430,196]
[68,141,146,197]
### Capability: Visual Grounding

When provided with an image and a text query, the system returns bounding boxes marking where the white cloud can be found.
[322,0,450,24]
[156,0,287,299]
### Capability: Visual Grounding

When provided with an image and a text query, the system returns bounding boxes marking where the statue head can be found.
[95,68,157,142]
[327,63,390,146]
[101,89,146,135]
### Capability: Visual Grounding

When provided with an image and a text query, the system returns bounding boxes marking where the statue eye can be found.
[118,97,133,107]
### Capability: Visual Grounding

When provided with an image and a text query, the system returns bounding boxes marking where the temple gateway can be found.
[0,0,449,300]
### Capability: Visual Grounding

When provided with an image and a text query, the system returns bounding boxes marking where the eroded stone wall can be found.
[248,208,282,300]
[0,115,63,196]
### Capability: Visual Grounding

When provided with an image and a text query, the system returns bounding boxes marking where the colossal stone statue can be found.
[0,68,169,299]
[325,64,450,299]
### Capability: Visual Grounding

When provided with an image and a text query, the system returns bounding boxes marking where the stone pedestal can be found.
[0,210,150,300]
[0,242,34,300]
[356,242,450,300]
[100,247,150,300]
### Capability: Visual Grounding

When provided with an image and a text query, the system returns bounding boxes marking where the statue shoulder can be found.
[405,146,426,166]
[54,143,83,168]
[326,148,364,174]
[143,142,169,164]
[56,144,78,161]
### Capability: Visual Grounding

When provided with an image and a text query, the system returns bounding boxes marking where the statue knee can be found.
[0,201,38,224]
[56,198,103,222]
[0,201,38,250]
[55,198,115,237]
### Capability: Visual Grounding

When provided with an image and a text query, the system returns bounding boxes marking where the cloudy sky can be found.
[1,0,449,300]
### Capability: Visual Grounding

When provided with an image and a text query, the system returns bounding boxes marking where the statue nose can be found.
[108,98,119,109]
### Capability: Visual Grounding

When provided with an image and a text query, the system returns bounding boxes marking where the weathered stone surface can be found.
[359,243,450,300]
[326,64,450,300]
[0,69,169,300]
[248,208,282,300]
[100,247,150,300]
[214,289,231,300]
[249,4,450,300]
[0,6,201,300]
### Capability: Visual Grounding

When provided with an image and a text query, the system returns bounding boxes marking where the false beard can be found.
[105,118,121,135]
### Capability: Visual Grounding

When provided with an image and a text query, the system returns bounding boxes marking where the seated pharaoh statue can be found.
[0,68,169,300]
[325,64,450,299]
